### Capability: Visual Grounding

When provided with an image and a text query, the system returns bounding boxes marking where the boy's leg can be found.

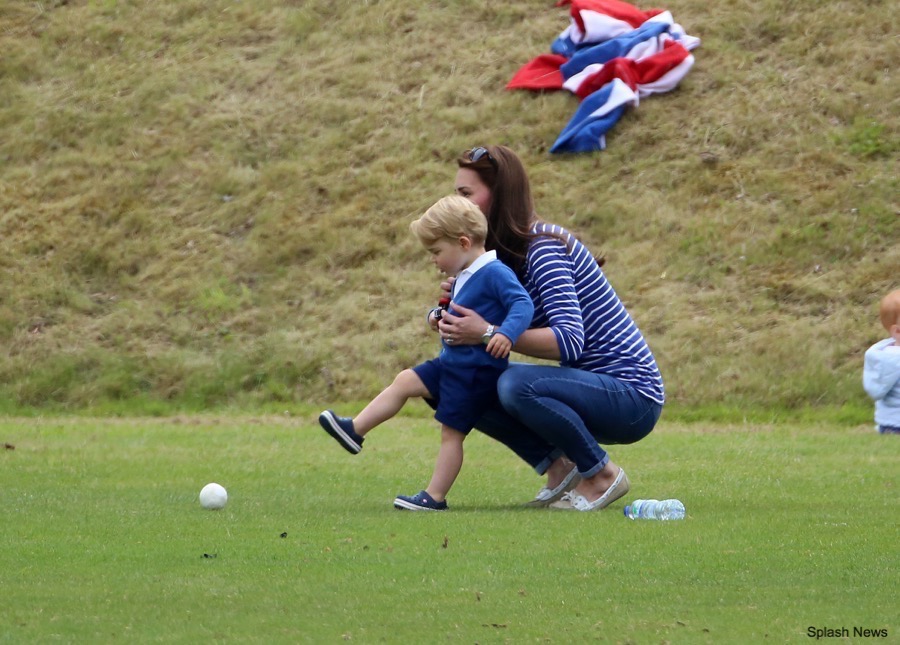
[424,424,466,502]
[354,368,430,435]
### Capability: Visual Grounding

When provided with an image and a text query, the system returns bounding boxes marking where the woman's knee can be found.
[497,367,534,411]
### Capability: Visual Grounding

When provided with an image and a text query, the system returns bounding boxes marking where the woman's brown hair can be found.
[456,145,604,275]
[456,145,535,274]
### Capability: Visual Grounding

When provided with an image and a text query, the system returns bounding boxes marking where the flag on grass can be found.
[507,0,700,153]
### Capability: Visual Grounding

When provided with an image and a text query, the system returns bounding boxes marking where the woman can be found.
[432,145,665,511]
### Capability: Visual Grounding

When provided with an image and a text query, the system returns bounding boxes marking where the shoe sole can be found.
[525,467,581,508]
[318,411,361,454]
[393,498,445,511]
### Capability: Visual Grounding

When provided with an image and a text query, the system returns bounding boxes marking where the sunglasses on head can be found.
[468,146,497,168]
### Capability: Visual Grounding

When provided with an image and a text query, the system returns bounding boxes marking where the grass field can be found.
[2,414,896,643]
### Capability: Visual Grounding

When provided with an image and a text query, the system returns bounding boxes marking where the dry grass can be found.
[0,0,897,415]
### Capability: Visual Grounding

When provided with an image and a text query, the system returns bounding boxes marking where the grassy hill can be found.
[0,0,896,418]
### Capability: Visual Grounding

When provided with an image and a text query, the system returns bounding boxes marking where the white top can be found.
[863,338,900,427]
[452,250,498,297]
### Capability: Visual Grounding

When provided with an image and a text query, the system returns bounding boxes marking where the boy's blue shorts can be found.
[413,358,505,434]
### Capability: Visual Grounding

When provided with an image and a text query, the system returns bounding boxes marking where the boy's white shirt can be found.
[863,338,900,427]
[451,250,498,298]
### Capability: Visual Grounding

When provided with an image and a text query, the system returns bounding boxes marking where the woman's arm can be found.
[439,303,561,360]
[510,326,561,360]
[525,237,586,363]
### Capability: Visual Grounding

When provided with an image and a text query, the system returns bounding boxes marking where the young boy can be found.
[863,289,900,434]
[318,195,534,510]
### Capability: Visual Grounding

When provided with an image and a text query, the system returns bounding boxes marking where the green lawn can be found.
[1,416,896,643]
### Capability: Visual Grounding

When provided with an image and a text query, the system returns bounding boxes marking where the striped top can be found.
[523,223,665,404]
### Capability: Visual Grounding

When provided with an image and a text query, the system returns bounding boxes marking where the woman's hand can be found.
[438,302,489,346]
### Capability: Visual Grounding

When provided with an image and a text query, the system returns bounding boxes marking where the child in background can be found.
[863,289,900,434]
[318,195,534,510]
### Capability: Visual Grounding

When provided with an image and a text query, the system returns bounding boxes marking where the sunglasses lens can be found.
[470,147,490,163]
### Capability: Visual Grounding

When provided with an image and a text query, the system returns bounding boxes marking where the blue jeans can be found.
[474,363,662,478]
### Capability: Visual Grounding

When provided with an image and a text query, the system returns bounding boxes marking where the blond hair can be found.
[410,195,488,246]
[879,289,900,331]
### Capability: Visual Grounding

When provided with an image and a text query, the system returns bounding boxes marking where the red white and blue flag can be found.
[507,0,700,153]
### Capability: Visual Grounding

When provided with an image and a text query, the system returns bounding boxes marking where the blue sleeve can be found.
[864,344,900,401]
[492,268,534,344]
[527,239,585,361]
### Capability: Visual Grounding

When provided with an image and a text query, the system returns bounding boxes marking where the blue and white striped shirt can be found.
[523,223,665,405]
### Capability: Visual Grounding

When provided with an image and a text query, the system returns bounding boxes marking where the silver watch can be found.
[481,324,496,344]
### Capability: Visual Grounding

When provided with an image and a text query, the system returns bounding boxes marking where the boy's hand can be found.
[486,333,512,359]
[440,276,455,298]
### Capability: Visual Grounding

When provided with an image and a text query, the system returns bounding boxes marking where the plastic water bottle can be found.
[624,499,685,521]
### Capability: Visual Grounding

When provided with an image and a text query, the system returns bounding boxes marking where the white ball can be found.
[199,483,228,510]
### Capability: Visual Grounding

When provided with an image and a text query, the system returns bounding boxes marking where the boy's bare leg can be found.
[353,369,430,436]
[424,425,466,502]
